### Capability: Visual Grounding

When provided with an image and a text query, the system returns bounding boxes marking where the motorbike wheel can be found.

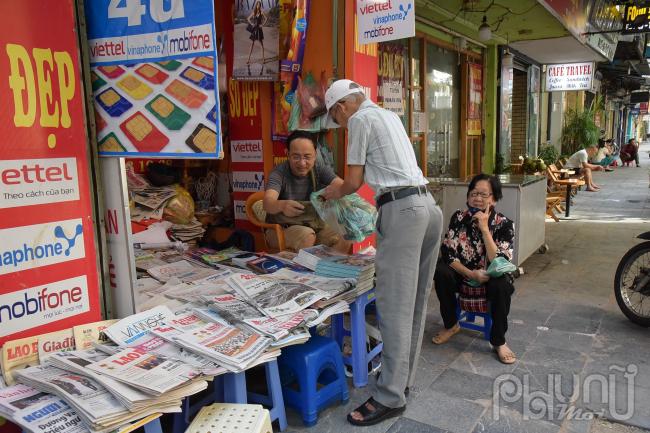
[614,241,650,327]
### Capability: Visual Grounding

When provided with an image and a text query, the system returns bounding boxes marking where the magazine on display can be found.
[73,320,119,351]
[1,335,39,385]
[294,245,347,270]
[37,329,76,362]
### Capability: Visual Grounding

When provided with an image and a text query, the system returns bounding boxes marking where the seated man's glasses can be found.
[289,154,314,162]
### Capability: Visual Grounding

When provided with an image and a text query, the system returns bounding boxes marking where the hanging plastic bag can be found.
[163,185,195,225]
[310,189,377,242]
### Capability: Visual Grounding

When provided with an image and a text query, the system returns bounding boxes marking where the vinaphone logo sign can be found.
[0,219,85,276]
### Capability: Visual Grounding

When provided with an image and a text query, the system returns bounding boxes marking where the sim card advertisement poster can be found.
[0,0,101,346]
[84,0,223,158]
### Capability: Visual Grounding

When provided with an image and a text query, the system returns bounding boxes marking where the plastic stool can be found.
[185,403,272,433]
[219,360,288,431]
[330,289,383,387]
[278,335,349,426]
[456,301,492,341]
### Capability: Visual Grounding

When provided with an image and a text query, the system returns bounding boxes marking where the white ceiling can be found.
[510,36,608,65]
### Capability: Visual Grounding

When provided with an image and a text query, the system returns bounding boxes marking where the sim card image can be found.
[117,75,153,100]
[136,64,169,84]
[91,71,106,91]
[180,66,214,90]
[186,123,217,154]
[95,87,133,117]
[146,94,191,131]
[156,60,182,71]
[192,56,215,71]
[97,65,126,79]
[165,79,207,109]
[98,132,126,153]
[120,112,169,153]
[206,105,217,125]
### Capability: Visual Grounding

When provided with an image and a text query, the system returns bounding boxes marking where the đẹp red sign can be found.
[0,0,101,346]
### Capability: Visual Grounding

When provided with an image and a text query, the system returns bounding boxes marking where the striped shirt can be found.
[347,99,428,195]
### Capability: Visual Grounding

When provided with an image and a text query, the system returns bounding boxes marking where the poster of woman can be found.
[234,0,280,81]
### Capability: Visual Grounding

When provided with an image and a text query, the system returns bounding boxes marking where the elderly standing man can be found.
[322,79,443,426]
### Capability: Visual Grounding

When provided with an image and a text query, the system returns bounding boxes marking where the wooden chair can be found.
[245,191,286,252]
[545,195,563,222]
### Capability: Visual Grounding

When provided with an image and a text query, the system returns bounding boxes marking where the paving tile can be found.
[404,388,485,433]
[430,368,495,402]
[387,418,451,433]
[471,407,560,433]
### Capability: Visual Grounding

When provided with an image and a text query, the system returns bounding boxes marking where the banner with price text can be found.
[0,0,101,346]
[84,0,222,158]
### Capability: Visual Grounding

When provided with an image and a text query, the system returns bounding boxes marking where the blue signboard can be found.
[84,0,222,158]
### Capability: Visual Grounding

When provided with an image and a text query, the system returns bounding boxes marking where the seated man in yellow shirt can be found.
[263,130,350,253]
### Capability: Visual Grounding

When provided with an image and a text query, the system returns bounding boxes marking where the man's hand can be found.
[322,184,343,200]
[473,209,490,233]
[471,269,490,283]
[282,200,305,217]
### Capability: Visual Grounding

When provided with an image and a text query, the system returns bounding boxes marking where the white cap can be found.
[324,79,365,128]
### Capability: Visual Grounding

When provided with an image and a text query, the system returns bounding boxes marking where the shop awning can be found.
[509,36,611,64]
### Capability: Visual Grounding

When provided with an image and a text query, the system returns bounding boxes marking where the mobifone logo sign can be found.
[0,219,85,276]
[0,275,90,337]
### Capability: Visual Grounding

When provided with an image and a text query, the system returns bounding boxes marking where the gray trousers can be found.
[374,191,443,408]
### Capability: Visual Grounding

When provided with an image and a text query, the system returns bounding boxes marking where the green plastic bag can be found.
[310,189,377,242]
[486,257,517,278]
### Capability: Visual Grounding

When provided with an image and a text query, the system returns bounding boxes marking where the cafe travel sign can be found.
[545,62,594,92]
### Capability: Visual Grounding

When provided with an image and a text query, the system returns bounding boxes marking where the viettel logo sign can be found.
[0,219,85,276]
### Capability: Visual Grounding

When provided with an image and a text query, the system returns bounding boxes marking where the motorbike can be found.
[615,231,650,326]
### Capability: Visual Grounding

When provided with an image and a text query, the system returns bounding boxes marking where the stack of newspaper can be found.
[151,322,273,372]
[293,245,347,270]
[315,253,376,297]
[130,186,177,221]
[14,363,190,432]
[0,383,87,433]
[170,218,205,242]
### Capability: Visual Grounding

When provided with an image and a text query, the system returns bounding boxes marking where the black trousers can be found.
[433,260,515,346]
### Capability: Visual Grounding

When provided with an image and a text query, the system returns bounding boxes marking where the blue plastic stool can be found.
[172,359,287,432]
[455,298,492,341]
[278,335,349,426]
[330,289,383,387]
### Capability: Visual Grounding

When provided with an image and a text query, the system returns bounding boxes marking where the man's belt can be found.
[376,185,428,209]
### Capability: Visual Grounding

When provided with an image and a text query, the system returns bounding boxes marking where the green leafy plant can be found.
[494,153,511,175]
[561,108,600,155]
[538,144,559,166]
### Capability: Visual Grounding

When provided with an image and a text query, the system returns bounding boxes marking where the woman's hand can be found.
[470,269,490,283]
[473,208,490,233]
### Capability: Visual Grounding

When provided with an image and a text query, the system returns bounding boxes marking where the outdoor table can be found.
[553,178,585,217]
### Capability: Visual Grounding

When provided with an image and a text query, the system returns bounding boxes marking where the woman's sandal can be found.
[431,324,460,344]
[494,346,517,364]
[347,397,405,426]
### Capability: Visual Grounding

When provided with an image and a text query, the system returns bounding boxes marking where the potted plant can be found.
[560,108,600,155]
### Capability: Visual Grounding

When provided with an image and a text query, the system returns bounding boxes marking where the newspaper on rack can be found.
[15,364,185,432]
[132,187,177,210]
[102,305,175,346]
[170,218,205,242]
[240,310,316,341]
[0,385,87,433]
[134,253,168,271]
[153,322,270,372]
[47,350,154,411]
[204,293,266,323]
[1,335,39,385]
[270,268,355,300]
[226,273,329,318]
[37,329,76,362]
[73,320,119,351]
[85,347,199,396]
[146,260,196,282]
[15,364,131,428]
[123,331,225,376]
[294,245,347,270]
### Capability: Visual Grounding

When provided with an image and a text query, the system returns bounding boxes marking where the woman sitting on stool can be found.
[431,174,517,364]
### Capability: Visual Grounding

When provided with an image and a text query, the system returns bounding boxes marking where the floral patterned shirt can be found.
[441,208,515,270]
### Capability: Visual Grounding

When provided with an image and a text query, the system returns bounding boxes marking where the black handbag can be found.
[246,23,255,33]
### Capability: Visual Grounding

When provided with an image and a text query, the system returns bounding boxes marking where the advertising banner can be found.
[467,63,482,136]
[0,0,101,345]
[357,0,415,45]
[233,0,280,81]
[84,0,222,157]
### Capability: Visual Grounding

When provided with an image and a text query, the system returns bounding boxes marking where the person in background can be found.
[322,79,443,426]
[432,174,517,364]
[620,138,640,167]
[592,139,615,170]
[564,145,605,192]
[263,130,350,253]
